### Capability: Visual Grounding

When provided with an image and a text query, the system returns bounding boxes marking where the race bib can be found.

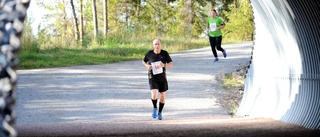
[151,61,163,75]
[210,23,217,32]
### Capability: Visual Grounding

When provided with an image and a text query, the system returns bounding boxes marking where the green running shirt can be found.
[207,17,224,37]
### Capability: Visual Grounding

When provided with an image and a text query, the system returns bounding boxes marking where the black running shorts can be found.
[149,79,168,92]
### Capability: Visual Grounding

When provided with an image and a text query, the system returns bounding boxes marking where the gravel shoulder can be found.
[15,41,320,136]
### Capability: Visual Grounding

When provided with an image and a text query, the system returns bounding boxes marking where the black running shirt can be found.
[143,50,172,81]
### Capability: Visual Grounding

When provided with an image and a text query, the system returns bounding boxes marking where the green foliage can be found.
[21,18,38,53]
[223,0,254,43]
[32,0,253,41]
[21,0,254,69]
[40,1,69,36]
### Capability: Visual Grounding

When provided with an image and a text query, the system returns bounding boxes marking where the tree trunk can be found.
[191,0,194,27]
[92,0,98,39]
[136,0,140,16]
[103,0,108,37]
[79,0,84,43]
[70,0,79,40]
[63,0,67,39]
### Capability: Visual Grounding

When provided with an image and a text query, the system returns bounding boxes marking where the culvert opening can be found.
[1,0,319,137]
[237,0,320,130]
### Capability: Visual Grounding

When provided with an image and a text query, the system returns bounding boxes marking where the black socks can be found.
[159,102,165,113]
[151,99,165,113]
[151,99,157,108]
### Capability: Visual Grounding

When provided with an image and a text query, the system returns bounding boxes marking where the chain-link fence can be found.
[0,0,30,136]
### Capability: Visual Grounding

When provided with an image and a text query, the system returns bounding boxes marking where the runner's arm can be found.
[142,60,152,71]
[219,22,226,29]
[163,62,173,68]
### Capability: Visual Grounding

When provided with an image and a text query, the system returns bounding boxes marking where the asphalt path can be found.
[15,41,259,136]
[16,41,253,125]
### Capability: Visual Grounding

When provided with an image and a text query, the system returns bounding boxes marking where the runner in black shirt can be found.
[142,38,173,120]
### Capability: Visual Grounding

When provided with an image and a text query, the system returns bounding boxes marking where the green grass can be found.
[19,47,148,69]
[221,74,245,90]
[221,69,246,116]
[19,37,209,70]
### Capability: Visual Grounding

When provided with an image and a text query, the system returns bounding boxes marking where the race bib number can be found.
[151,61,163,75]
[210,23,217,32]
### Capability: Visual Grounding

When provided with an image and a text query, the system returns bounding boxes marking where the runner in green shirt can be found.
[206,9,227,62]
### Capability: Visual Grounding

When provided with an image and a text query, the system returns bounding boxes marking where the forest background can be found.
[20,0,253,69]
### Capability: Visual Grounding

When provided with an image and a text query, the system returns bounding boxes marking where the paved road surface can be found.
[15,42,320,136]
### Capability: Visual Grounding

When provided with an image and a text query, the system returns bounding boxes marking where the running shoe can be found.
[152,108,157,118]
[214,58,219,62]
[223,51,227,58]
[158,113,163,120]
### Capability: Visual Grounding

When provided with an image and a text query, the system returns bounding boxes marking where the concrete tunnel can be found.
[236,0,320,129]
[0,0,319,136]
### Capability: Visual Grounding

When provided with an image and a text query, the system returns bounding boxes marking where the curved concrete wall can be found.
[237,0,320,129]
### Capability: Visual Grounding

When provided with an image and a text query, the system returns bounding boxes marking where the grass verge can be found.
[218,64,248,116]
[19,37,208,70]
